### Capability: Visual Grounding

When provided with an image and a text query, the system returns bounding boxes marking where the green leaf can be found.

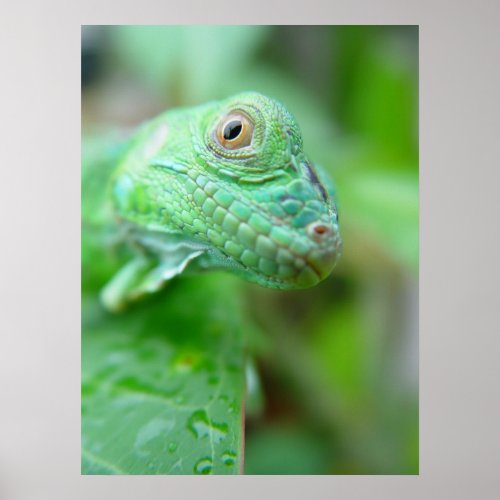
[82,274,246,475]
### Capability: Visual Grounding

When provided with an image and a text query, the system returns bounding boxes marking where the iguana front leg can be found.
[100,229,207,312]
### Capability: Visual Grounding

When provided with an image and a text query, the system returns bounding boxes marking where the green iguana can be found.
[83,92,342,311]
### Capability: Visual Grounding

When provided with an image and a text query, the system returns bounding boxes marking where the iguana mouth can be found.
[226,218,341,289]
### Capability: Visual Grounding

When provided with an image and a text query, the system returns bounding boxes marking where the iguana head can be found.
[112,92,341,289]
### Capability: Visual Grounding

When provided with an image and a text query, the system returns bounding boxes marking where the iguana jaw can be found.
[190,218,342,290]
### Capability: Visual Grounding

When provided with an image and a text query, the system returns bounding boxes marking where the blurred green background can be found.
[82,25,418,474]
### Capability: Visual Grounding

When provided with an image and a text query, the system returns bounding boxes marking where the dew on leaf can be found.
[168,442,178,453]
[194,457,213,475]
[227,401,238,414]
[172,351,202,373]
[187,410,228,443]
[134,417,175,449]
[222,451,237,467]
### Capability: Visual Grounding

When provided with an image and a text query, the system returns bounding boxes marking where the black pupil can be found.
[223,120,242,141]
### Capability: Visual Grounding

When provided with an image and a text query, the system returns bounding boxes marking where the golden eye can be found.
[216,112,254,150]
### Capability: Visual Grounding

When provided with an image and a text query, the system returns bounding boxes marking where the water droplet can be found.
[173,351,202,373]
[222,451,237,467]
[187,410,228,444]
[194,457,213,475]
[135,417,175,449]
[168,442,178,453]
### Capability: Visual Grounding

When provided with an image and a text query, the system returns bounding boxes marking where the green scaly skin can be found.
[97,92,342,311]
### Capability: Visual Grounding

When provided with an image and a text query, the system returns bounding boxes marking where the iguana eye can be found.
[216,112,253,150]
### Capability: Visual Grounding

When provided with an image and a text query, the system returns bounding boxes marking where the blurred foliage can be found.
[82,25,418,474]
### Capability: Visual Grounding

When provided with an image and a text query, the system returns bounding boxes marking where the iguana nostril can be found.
[313,224,328,235]
[307,222,331,242]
